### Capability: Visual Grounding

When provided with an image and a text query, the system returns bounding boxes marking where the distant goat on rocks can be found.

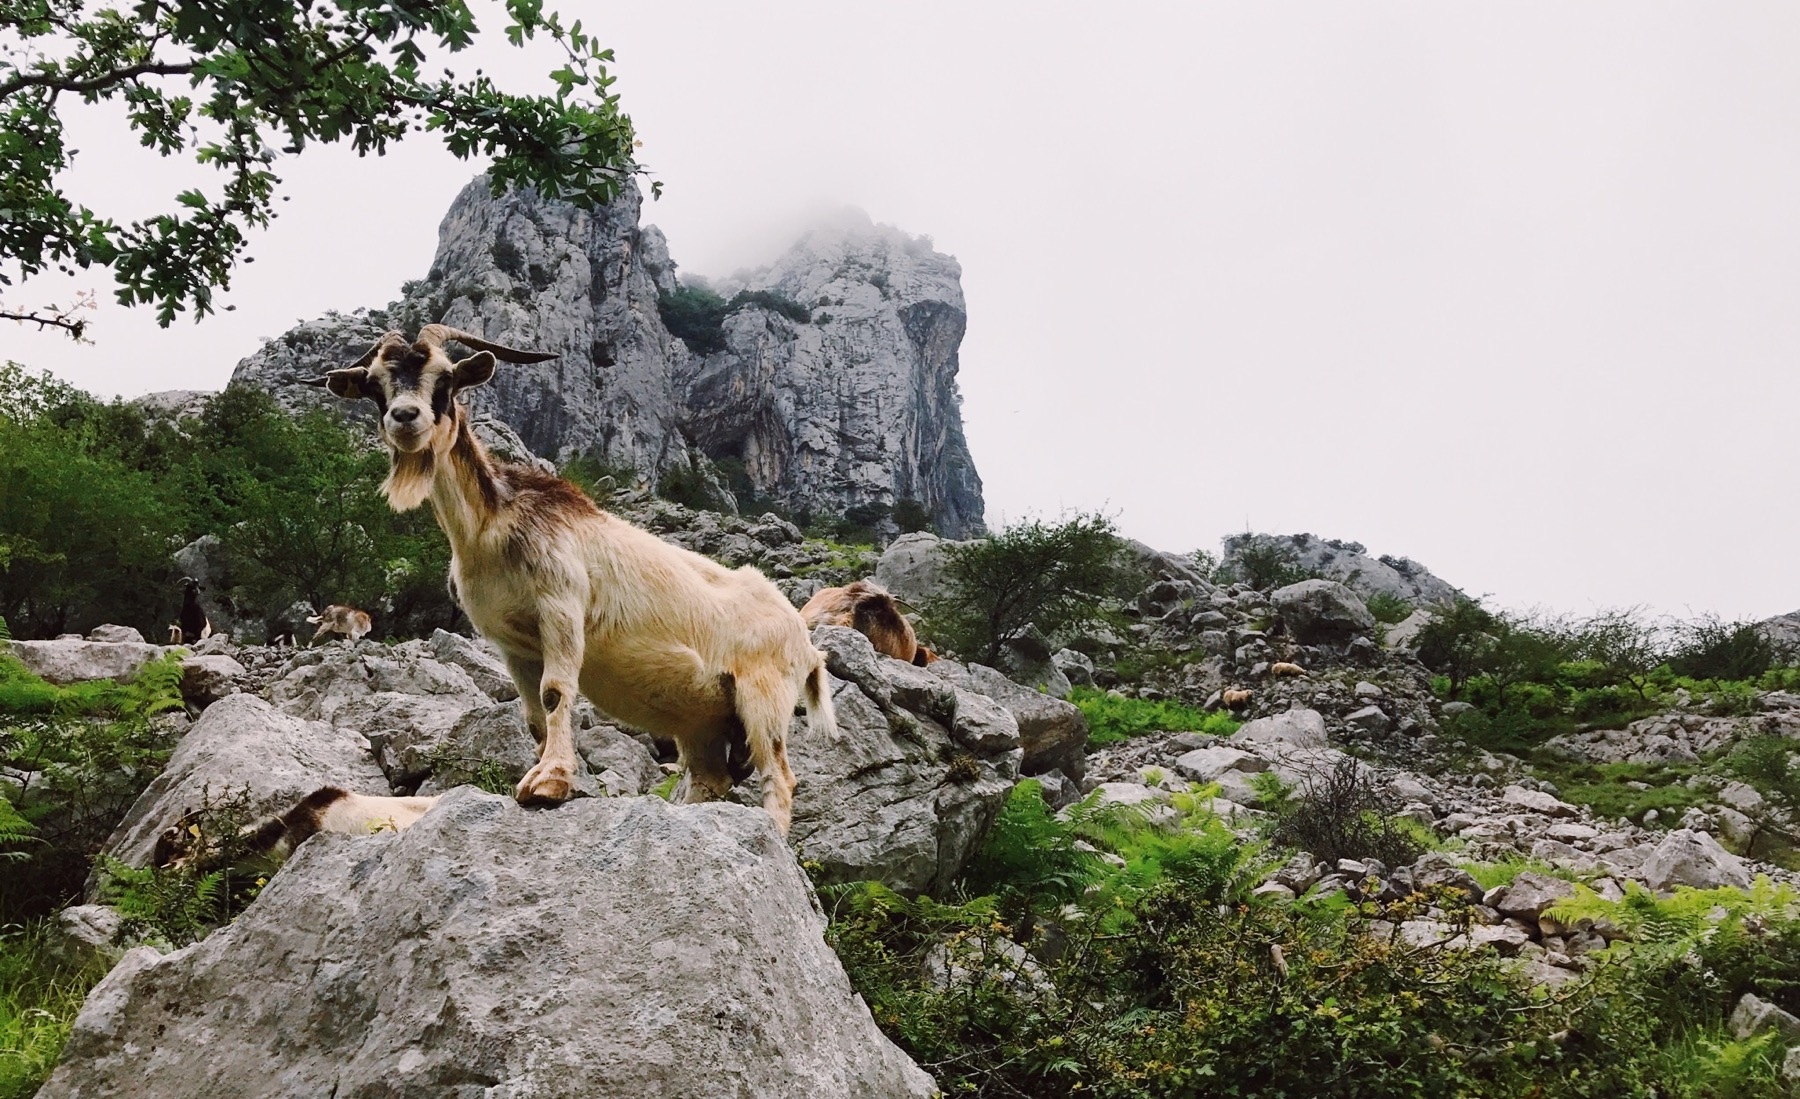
[169,577,212,645]
[307,605,373,645]
[309,325,833,833]
[800,580,936,666]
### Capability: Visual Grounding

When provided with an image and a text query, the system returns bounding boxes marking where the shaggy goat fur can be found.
[1270,661,1307,678]
[154,787,439,871]
[799,580,935,666]
[311,326,833,833]
[308,604,373,644]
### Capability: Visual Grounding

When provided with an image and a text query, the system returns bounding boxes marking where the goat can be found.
[307,604,373,645]
[1221,688,1253,709]
[153,787,439,872]
[800,580,936,666]
[1270,661,1307,678]
[176,577,212,644]
[309,325,832,834]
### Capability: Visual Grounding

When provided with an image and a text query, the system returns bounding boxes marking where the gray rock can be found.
[85,625,145,644]
[178,654,246,706]
[1729,992,1800,1041]
[93,694,388,878]
[1643,828,1753,891]
[1484,871,1577,920]
[1050,648,1095,688]
[792,628,1018,893]
[876,532,957,606]
[379,700,537,793]
[574,723,665,797]
[1383,608,1435,650]
[928,659,1087,782]
[1270,580,1377,643]
[266,644,489,724]
[428,628,520,701]
[1172,745,1268,783]
[42,791,936,1099]
[1230,708,1330,752]
[1344,705,1391,734]
[1501,785,1581,818]
[51,905,126,969]
[8,640,168,685]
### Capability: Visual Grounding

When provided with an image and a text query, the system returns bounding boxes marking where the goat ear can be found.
[310,368,372,401]
[451,351,497,391]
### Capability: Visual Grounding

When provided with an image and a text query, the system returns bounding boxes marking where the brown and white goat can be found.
[800,580,936,666]
[307,604,373,644]
[154,787,439,871]
[310,325,833,833]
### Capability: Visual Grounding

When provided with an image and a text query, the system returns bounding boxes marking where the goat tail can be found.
[803,649,839,740]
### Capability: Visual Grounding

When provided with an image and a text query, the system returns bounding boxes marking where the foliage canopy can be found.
[2,0,643,336]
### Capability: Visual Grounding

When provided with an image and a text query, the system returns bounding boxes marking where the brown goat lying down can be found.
[800,580,935,666]
[154,788,439,871]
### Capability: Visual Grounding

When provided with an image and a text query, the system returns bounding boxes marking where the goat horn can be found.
[415,324,557,364]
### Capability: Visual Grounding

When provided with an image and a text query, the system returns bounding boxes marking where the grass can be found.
[0,922,109,1099]
[1534,759,1708,825]
[1069,686,1240,749]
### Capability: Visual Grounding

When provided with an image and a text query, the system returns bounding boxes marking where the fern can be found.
[1546,876,1800,950]
[0,799,37,862]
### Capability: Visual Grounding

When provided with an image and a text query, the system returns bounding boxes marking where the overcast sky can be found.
[6,2,1798,622]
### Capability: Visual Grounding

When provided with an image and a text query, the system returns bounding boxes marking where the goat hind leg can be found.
[730,667,798,835]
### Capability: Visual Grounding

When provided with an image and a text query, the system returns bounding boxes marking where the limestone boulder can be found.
[1270,579,1377,644]
[42,791,936,1099]
[1643,828,1753,891]
[8,639,168,685]
[928,658,1088,781]
[794,627,1019,894]
[178,653,246,706]
[428,628,520,701]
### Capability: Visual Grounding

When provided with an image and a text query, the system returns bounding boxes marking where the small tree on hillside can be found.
[1414,597,1500,700]
[1569,608,1667,700]
[930,512,1124,667]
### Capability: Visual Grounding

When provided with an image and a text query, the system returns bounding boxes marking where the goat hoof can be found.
[515,766,574,805]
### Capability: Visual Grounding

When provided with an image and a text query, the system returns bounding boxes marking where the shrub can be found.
[1670,615,1776,682]
[1730,736,1800,816]
[1217,533,1319,591]
[1263,756,1431,867]
[892,498,932,535]
[1364,591,1414,625]
[929,512,1125,667]
[956,780,1100,938]
[656,284,811,355]
[1414,597,1501,699]
[1069,686,1240,749]
[0,653,186,919]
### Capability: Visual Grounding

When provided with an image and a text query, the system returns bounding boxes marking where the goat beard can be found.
[384,449,436,511]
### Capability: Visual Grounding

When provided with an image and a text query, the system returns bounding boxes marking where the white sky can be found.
[4,2,1798,621]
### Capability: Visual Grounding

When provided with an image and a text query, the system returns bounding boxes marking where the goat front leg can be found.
[515,608,585,805]
[502,650,548,750]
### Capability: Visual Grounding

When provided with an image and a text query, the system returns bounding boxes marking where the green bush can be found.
[1217,533,1321,591]
[1670,615,1777,682]
[929,512,1126,667]
[0,652,185,919]
[656,284,811,355]
[1070,686,1240,749]
[1363,591,1414,625]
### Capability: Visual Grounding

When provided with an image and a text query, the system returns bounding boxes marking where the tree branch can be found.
[1,309,87,338]
[0,60,198,102]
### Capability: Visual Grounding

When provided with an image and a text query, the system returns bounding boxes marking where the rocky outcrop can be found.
[1271,579,1377,644]
[228,179,985,536]
[7,639,168,685]
[676,214,984,536]
[42,790,937,1099]
[1222,533,1459,607]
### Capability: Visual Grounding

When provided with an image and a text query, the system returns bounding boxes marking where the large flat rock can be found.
[43,791,935,1099]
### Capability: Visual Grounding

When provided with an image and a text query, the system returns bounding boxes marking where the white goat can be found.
[309,326,833,833]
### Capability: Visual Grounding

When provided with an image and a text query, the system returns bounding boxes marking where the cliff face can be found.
[229,180,985,536]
